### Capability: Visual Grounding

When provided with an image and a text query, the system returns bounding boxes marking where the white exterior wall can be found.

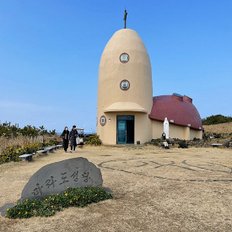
[97,29,153,145]
[151,120,202,140]
[97,112,152,145]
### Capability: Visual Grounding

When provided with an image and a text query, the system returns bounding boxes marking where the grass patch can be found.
[6,187,112,219]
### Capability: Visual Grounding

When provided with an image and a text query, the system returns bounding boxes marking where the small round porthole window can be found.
[100,115,106,126]
[120,80,130,91]
[119,53,129,63]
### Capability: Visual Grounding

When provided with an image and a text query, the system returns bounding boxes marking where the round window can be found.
[120,80,130,91]
[100,115,106,126]
[119,53,129,63]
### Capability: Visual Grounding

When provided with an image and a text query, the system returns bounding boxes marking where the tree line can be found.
[0,122,56,137]
[202,114,232,125]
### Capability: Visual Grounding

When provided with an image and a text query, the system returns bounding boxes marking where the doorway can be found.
[117,115,134,144]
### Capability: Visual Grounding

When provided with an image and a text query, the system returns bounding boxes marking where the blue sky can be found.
[0,0,231,132]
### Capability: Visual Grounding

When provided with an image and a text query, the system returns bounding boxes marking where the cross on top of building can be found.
[124,9,128,28]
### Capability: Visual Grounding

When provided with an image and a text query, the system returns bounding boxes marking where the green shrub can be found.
[24,143,42,153]
[0,138,62,165]
[0,122,57,137]
[150,139,162,146]
[6,187,112,219]
[85,135,102,146]
[202,114,232,125]
[0,143,43,164]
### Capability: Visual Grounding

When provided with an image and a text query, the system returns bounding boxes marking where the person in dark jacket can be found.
[61,126,69,152]
[69,125,78,152]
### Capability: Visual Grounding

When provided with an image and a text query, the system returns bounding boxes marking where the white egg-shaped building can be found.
[97,28,153,144]
[97,28,202,145]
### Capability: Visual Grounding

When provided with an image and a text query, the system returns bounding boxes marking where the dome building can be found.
[150,94,202,140]
[97,20,202,145]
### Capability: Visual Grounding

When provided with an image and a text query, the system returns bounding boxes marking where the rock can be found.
[21,157,103,201]
[178,140,188,148]
[0,203,16,217]
[223,140,232,148]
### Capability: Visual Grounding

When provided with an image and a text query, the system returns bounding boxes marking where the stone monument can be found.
[21,157,103,201]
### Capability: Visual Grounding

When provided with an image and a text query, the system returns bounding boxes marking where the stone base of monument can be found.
[20,157,103,201]
[0,203,16,217]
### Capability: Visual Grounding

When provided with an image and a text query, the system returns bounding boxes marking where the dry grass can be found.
[0,135,60,155]
[0,145,232,232]
[0,136,43,152]
[203,122,232,134]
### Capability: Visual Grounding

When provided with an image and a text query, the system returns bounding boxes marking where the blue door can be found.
[117,115,134,144]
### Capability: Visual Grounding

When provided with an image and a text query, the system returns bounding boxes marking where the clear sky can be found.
[0,0,231,133]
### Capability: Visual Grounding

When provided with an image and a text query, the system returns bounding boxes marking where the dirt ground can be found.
[0,145,232,232]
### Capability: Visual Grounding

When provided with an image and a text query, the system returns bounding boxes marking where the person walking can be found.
[69,125,78,152]
[61,126,69,152]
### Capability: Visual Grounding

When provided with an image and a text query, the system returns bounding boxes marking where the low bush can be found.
[0,143,43,164]
[6,187,112,219]
[85,135,102,146]
[150,139,162,146]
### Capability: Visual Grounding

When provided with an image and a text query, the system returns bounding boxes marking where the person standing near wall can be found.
[61,126,69,152]
[69,125,78,152]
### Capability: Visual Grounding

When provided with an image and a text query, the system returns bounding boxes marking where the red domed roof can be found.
[149,94,202,130]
